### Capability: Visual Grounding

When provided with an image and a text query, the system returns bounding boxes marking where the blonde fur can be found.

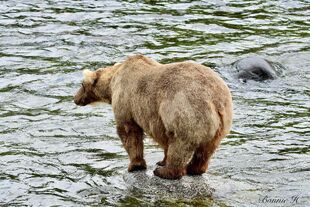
[83,69,96,84]
[74,55,233,179]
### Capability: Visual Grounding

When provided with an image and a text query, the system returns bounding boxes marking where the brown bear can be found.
[74,55,233,180]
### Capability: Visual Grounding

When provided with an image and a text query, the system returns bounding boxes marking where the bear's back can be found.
[154,61,228,98]
[111,56,232,142]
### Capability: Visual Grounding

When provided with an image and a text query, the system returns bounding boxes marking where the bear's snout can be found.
[74,96,83,106]
[74,90,98,106]
[74,86,88,106]
[74,92,86,106]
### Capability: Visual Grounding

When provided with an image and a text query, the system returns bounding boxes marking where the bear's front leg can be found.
[117,122,146,172]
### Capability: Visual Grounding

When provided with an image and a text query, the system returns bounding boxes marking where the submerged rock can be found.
[232,56,284,82]
[123,170,215,198]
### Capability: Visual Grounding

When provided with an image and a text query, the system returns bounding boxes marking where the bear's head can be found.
[74,65,119,106]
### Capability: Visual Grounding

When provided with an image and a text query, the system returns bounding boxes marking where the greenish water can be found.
[0,0,309,206]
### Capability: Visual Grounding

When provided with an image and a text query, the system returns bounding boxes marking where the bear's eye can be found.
[82,83,86,92]
[93,78,98,86]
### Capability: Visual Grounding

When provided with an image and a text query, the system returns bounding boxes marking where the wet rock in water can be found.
[232,56,284,82]
[123,170,215,199]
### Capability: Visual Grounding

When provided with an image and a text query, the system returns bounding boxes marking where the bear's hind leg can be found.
[154,139,195,179]
[186,131,223,175]
[186,142,211,175]
[117,122,146,172]
[156,146,167,166]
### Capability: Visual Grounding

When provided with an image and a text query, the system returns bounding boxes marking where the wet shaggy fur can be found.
[74,55,233,179]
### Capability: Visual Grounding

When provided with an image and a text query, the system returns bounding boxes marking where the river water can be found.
[0,1,309,206]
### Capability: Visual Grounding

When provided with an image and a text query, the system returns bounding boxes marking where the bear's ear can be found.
[83,69,97,85]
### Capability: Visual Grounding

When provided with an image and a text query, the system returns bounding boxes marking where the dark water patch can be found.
[0,173,19,181]
[67,163,116,177]
[272,146,310,155]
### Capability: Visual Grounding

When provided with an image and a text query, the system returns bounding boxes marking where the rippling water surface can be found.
[0,0,309,206]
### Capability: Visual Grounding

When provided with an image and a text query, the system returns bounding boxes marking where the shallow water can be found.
[0,0,309,206]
